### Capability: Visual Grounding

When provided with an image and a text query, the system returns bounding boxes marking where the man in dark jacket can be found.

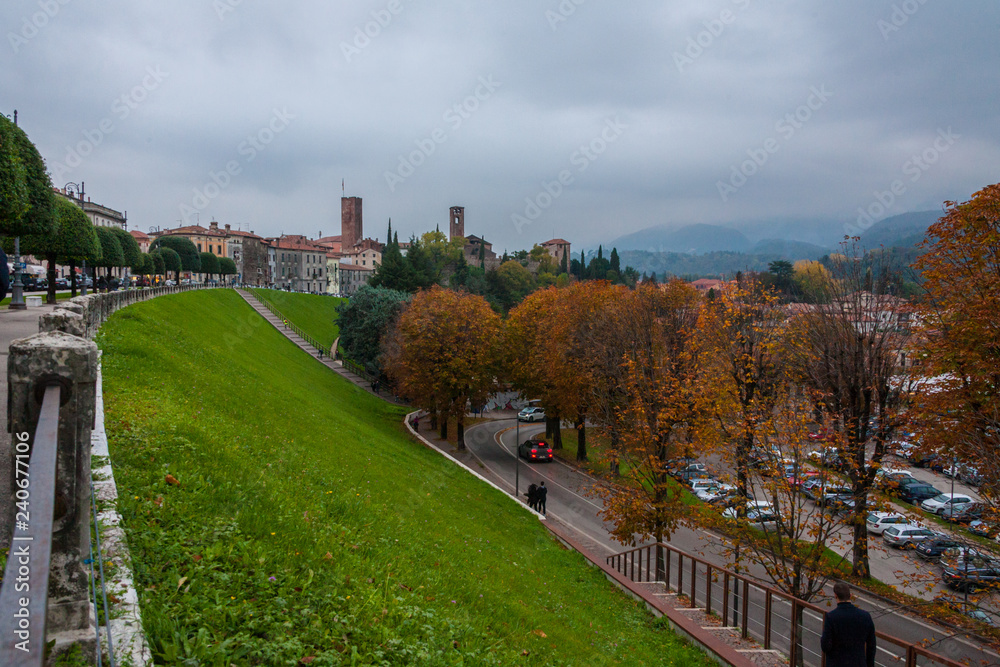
[536,481,547,516]
[821,582,876,667]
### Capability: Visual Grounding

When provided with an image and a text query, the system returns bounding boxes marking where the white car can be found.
[866,512,911,535]
[921,493,975,516]
[723,499,774,519]
[694,482,735,503]
[517,406,546,423]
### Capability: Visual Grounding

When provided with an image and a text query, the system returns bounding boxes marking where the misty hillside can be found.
[858,210,942,250]
[611,223,752,254]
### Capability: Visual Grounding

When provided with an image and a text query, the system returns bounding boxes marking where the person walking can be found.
[537,481,547,516]
[821,581,876,667]
[526,483,538,511]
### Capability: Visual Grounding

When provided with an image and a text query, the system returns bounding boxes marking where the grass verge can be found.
[248,288,343,349]
[1,291,75,306]
[99,290,714,666]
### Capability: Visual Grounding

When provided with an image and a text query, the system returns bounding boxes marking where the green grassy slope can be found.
[99,290,712,666]
[249,288,343,349]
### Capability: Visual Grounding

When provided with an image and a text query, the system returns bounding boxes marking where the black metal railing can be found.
[246,288,332,358]
[0,385,61,666]
[608,543,969,667]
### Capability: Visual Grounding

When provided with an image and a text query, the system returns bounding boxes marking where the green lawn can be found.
[98,290,712,666]
[0,291,75,306]
[248,288,343,349]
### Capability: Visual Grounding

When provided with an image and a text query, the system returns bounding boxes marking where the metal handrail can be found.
[0,385,61,666]
[247,289,332,358]
[607,542,968,667]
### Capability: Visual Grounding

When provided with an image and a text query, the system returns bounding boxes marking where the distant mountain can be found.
[612,223,751,254]
[858,210,941,250]
[749,238,828,260]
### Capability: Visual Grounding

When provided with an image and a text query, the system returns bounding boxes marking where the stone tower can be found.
[341,196,363,251]
[449,206,465,240]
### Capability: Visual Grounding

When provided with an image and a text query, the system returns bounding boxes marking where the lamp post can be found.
[515,413,520,501]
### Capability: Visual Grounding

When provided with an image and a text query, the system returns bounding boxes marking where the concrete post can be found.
[5,332,99,658]
[38,309,87,338]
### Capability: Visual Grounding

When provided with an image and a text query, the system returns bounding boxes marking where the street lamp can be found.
[515,413,520,501]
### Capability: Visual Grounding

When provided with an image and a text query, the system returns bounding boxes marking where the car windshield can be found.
[930,494,950,503]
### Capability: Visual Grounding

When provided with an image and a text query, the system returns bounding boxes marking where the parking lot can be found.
[675,442,999,628]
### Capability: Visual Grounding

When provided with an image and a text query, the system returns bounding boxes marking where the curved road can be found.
[462,418,1000,667]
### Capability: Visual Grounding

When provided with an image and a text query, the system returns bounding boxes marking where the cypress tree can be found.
[610,247,620,274]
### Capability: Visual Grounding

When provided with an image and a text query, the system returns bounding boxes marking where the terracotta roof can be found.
[129,230,150,240]
[269,236,328,252]
[161,224,227,238]
[542,238,570,246]
[338,263,373,272]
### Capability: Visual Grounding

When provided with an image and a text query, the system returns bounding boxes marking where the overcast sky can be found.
[2,1,998,251]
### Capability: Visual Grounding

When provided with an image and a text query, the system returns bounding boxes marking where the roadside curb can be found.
[403,413,545,521]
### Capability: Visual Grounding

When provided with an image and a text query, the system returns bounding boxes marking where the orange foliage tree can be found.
[913,184,1000,504]
[383,286,501,448]
[789,243,916,579]
[589,281,708,577]
[504,282,622,460]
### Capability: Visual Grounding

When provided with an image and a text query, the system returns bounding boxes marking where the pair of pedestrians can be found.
[526,481,547,515]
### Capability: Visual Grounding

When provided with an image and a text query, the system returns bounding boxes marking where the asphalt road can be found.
[462,418,1000,667]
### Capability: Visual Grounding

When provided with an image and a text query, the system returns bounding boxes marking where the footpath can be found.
[235,289,405,404]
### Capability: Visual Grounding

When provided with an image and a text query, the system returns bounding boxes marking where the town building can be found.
[54,184,127,230]
[267,235,329,292]
[540,238,571,264]
[129,229,150,253]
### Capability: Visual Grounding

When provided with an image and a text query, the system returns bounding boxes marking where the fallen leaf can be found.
[165,474,180,486]
[192,555,202,562]
[532,630,547,639]
[324,552,333,560]
[452,640,460,649]
[176,576,187,591]
[299,657,315,665]
[521,650,530,656]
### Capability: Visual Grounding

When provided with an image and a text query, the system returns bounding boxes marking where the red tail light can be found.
[531,449,537,454]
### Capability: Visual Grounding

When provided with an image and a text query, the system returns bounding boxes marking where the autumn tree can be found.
[912,185,1000,506]
[383,286,501,448]
[504,287,567,448]
[789,243,916,578]
[589,281,707,578]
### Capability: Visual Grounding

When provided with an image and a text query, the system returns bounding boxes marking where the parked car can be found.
[897,483,942,505]
[968,520,1000,539]
[517,407,546,423]
[882,525,938,549]
[817,487,853,507]
[915,536,964,561]
[941,502,985,524]
[743,508,781,532]
[723,499,774,519]
[942,561,1000,592]
[676,469,716,486]
[694,482,735,503]
[940,546,998,571]
[517,437,553,463]
[801,477,829,501]
[921,493,975,516]
[786,470,821,489]
[866,512,911,535]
